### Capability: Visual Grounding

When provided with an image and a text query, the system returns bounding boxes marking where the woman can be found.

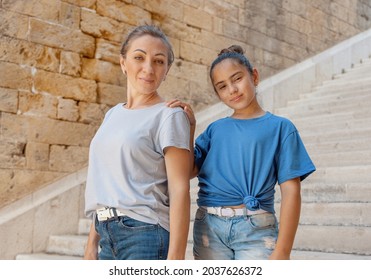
[84,25,191,260]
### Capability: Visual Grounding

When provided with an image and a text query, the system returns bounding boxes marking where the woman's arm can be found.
[164,146,191,259]
[166,100,198,178]
[269,177,301,260]
[84,222,100,260]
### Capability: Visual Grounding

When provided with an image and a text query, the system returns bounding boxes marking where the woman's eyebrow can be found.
[133,49,166,57]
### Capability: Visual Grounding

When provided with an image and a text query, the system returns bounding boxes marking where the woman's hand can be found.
[83,222,100,260]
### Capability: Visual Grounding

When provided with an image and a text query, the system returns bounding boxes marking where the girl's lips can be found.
[230,94,242,102]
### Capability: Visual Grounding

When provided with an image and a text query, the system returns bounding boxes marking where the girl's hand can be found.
[166,100,196,127]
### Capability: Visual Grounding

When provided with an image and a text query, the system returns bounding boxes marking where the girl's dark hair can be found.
[210,45,254,81]
[120,25,174,66]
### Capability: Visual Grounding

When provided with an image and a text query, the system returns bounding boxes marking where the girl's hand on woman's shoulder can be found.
[166,99,196,127]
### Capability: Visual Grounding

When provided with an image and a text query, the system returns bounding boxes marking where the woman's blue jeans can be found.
[95,216,169,260]
[193,207,278,260]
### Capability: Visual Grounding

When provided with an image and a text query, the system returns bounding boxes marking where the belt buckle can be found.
[97,207,111,221]
[221,207,235,217]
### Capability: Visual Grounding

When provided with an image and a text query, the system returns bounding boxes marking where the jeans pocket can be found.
[118,217,157,231]
[248,213,277,230]
[195,207,207,222]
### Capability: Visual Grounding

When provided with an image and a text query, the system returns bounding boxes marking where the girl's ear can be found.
[252,68,259,86]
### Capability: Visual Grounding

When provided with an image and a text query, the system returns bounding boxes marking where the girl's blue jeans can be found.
[193,207,278,260]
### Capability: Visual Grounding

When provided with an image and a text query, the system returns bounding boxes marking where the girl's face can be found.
[211,59,259,112]
[120,35,170,96]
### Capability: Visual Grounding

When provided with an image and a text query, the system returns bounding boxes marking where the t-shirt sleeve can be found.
[194,129,211,170]
[158,110,190,153]
[277,131,316,185]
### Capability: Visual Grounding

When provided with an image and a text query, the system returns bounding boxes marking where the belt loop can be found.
[215,207,221,216]
[110,208,118,219]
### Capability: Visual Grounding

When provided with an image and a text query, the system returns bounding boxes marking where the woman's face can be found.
[211,58,259,111]
[120,35,170,96]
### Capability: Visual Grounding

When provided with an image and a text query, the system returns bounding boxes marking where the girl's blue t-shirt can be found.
[194,112,315,213]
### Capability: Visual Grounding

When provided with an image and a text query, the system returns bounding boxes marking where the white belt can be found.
[96,207,126,221]
[202,206,267,217]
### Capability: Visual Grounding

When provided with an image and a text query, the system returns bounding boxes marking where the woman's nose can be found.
[143,61,154,74]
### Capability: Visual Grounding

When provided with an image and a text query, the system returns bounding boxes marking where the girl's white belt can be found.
[202,206,267,217]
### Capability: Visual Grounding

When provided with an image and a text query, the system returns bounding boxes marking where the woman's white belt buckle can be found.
[96,207,125,221]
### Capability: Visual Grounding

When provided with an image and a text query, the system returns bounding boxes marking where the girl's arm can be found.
[164,146,191,259]
[270,177,301,260]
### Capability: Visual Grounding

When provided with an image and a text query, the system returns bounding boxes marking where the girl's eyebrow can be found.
[133,49,166,57]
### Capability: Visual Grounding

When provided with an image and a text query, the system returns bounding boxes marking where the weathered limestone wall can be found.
[1,0,371,208]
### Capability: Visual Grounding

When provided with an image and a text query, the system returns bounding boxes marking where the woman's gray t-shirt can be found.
[84,102,190,231]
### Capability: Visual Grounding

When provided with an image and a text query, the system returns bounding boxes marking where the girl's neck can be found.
[231,103,265,119]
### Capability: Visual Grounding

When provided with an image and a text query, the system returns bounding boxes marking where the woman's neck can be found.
[125,91,163,109]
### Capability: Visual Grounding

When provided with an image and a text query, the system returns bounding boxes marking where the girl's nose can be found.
[229,84,238,94]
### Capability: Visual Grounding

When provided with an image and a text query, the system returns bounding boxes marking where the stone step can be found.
[274,202,371,226]
[293,224,371,255]
[300,83,371,100]
[299,81,371,101]
[291,250,371,260]
[305,138,371,154]
[299,202,371,227]
[305,165,371,183]
[310,150,371,167]
[332,64,371,80]
[301,127,371,143]
[275,95,371,117]
[16,253,81,260]
[280,181,367,202]
[316,75,371,91]
[290,182,371,203]
[331,71,371,83]
[294,117,371,136]
[291,87,371,107]
[47,235,87,257]
[78,218,91,235]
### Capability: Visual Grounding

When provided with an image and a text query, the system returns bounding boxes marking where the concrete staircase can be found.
[275,57,371,259]
[15,56,371,260]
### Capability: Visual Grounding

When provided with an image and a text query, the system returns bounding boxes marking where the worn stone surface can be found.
[1,0,371,208]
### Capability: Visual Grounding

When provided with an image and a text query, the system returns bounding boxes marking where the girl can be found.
[169,45,315,260]
[84,25,191,260]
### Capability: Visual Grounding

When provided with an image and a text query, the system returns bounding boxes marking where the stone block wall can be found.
[1,0,371,208]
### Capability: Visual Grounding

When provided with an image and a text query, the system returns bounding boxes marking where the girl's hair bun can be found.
[218,45,244,56]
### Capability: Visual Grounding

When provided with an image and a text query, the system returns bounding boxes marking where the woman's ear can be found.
[163,63,172,81]
[120,56,127,75]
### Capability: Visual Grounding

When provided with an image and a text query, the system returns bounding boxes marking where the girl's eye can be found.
[234,76,242,82]
[218,85,226,91]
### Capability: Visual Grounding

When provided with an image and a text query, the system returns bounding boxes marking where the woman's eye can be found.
[134,56,143,60]
[155,59,164,65]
